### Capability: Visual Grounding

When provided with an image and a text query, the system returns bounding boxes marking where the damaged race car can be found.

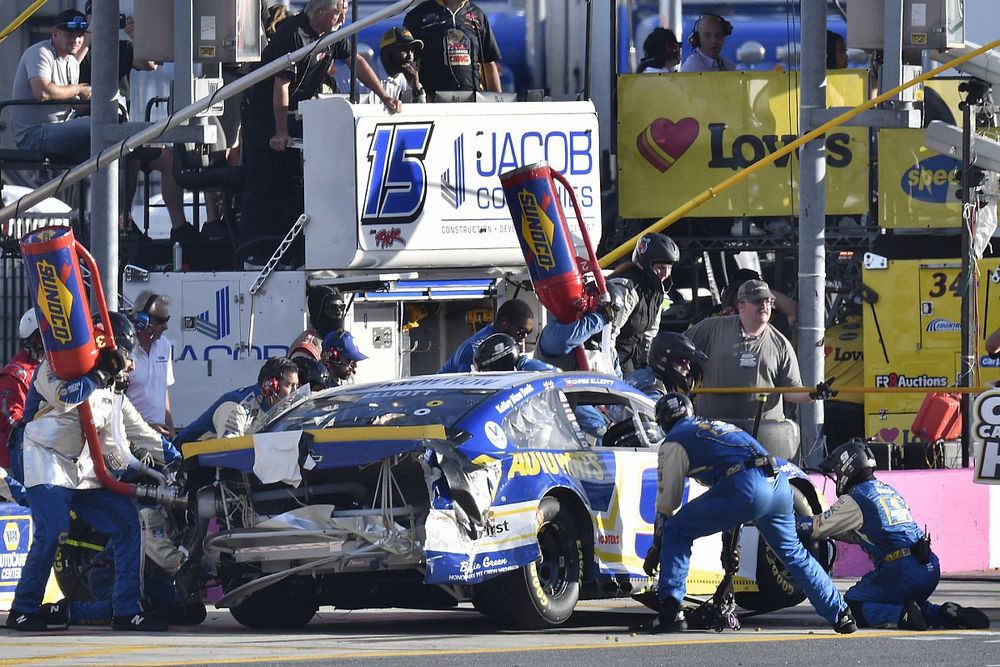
[177,371,835,629]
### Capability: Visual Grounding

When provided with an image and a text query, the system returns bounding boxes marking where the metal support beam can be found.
[90,0,121,309]
[797,0,826,467]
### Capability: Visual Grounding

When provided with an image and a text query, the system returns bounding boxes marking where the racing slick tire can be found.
[734,484,834,612]
[229,583,319,629]
[487,496,583,628]
[53,515,108,603]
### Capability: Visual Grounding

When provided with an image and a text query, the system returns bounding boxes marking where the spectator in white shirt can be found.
[681,13,737,72]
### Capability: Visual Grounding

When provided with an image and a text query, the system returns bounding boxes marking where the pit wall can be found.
[808,470,1000,576]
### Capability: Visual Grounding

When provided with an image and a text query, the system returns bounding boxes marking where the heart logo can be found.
[636,117,700,173]
[824,346,832,357]
[878,427,900,444]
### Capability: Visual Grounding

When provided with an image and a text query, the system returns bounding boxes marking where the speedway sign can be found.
[300,98,602,270]
[617,70,869,218]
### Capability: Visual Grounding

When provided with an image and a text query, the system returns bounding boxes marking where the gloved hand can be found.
[796,519,813,538]
[93,348,127,385]
[809,376,838,401]
[643,542,661,576]
[596,299,621,325]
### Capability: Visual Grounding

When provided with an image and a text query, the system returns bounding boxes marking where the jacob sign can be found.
[974,389,1000,484]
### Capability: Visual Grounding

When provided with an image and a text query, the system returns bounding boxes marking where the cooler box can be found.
[911,392,962,443]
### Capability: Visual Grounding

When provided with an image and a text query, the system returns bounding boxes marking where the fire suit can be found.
[438,325,493,374]
[174,384,269,446]
[11,360,166,619]
[655,416,848,626]
[798,479,952,628]
[0,349,38,468]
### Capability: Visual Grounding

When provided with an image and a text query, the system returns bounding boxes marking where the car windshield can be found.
[262,388,496,432]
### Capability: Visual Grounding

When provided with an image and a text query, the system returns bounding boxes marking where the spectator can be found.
[239,0,399,267]
[9,9,92,163]
[717,267,797,339]
[126,291,175,437]
[371,27,427,103]
[77,2,193,241]
[638,27,681,73]
[321,331,368,386]
[404,0,501,97]
[438,299,535,373]
[607,232,679,374]
[680,13,736,72]
[5,313,166,632]
[289,286,347,361]
[827,30,849,70]
[685,279,832,455]
[174,357,299,446]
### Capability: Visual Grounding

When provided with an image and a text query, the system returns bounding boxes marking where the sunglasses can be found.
[57,19,88,31]
[511,327,533,341]
[749,298,775,307]
[150,314,170,325]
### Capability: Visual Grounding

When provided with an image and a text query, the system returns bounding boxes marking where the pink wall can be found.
[808,469,990,576]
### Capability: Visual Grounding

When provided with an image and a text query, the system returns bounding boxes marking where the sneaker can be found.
[940,602,990,629]
[111,613,168,631]
[169,222,205,244]
[39,600,68,626]
[5,611,48,632]
[899,601,928,631]
[633,597,687,634]
[834,607,858,634]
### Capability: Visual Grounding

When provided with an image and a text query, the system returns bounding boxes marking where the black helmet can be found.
[473,333,519,372]
[94,312,137,358]
[648,331,708,394]
[632,233,679,287]
[293,356,331,392]
[655,392,694,435]
[307,286,346,337]
[821,439,877,494]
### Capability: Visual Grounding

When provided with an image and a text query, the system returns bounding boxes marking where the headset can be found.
[130,293,160,333]
[688,13,733,49]
[261,376,280,399]
[323,345,343,365]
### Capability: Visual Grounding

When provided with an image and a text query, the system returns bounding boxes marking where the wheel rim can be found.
[536,521,570,596]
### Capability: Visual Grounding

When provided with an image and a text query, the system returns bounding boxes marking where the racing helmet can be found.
[18,308,43,359]
[94,312,138,359]
[821,439,877,495]
[632,233,679,287]
[648,331,709,394]
[293,356,331,392]
[473,333,519,372]
[655,392,694,435]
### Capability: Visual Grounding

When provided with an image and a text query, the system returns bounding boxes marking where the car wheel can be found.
[229,584,318,629]
[54,515,108,603]
[490,496,582,628]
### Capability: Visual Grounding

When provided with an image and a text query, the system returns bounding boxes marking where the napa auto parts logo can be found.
[874,373,949,388]
[35,261,74,344]
[901,155,959,203]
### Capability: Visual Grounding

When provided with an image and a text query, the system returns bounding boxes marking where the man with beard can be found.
[372,27,427,103]
[321,331,368,386]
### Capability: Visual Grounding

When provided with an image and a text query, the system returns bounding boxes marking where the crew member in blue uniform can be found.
[640,392,856,634]
[472,332,555,372]
[174,357,299,446]
[439,299,535,374]
[798,440,989,630]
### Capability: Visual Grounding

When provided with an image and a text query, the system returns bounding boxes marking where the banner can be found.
[617,71,869,218]
[878,129,962,229]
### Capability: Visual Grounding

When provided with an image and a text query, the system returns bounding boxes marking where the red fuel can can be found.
[911,392,962,442]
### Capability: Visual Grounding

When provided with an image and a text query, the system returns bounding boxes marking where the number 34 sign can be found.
[974,389,1000,484]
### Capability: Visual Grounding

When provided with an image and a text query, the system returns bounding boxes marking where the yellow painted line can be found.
[183,436,254,458]
[305,425,447,442]
[0,644,151,666]
[46,629,990,667]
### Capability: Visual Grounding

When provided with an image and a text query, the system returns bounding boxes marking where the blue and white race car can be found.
[181,371,833,629]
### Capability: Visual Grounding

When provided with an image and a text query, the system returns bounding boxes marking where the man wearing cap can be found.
[321,331,368,386]
[373,27,427,103]
[9,9,93,163]
[685,279,832,456]
[404,0,502,97]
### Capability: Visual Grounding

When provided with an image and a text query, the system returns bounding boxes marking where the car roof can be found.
[337,371,566,395]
